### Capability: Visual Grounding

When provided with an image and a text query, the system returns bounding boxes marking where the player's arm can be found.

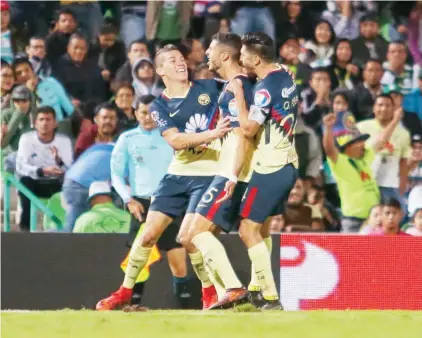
[162,116,232,151]
[372,107,403,152]
[322,113,339,163]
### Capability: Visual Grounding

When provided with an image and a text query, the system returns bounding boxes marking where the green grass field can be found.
[2,310,421,338]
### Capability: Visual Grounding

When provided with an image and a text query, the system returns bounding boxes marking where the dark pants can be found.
[19,176,62,231]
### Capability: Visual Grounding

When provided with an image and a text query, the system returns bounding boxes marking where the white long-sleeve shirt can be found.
[16,131,73,179]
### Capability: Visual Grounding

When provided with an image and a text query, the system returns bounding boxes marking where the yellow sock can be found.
[188,251,213,288]
[192,232,242,289]
[122,244,152,289]
[248,241,278,300]
[248,237,273,292]
[205,264,226,300]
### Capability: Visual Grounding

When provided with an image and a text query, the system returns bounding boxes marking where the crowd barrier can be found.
[2,233,421,310]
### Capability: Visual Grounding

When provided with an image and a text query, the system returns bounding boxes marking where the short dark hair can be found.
[28,36,45,44]
[94,102,118,116]
[212,32,242,61]
[128,39,148,53]
[1,59,11,68]
[311,67,330,78]
[99,23,117,36]
[12,57,33,72]
[36,106,56,119]
[69,32,88,45]
[135,94,156,109]
[57,8,77,22]
[330,89,350,106]
[375,93,394,105]
[360,12,378,24]
[116,82,135,96]
[381,197,401,210]
[363,58,382,70]
[241,32,275,63]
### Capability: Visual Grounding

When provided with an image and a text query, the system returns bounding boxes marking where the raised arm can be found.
[322,113,339,163]
[372,107,403,152]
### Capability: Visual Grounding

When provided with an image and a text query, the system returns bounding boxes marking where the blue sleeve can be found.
[248,83,273,125]
[110,134,131,204]
[149,101,178,135]
[54,79,75,117]
[403,91,417,113]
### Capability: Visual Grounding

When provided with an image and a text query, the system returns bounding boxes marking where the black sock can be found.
[131,282,145,305]
[173,276,191,309]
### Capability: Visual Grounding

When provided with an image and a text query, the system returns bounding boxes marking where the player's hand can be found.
[217,180,236,204]
[127,199,145,222]
[227,78,243,96]
[322,113,336,129]
[212,116,232,139]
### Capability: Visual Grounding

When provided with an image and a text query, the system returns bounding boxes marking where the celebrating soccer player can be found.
[192,32,299,310]
[96,45,232,310]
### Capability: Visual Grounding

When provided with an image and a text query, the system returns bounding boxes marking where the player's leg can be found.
[239,165,297,309]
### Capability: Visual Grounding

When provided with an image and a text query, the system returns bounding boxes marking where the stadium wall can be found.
[2,233,421,310]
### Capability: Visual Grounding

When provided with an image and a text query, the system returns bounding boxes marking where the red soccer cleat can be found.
[208,287,249,310]
[96,286,133,311]
[202,285,218,310]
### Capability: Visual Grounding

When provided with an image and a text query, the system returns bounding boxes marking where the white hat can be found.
[88,181,112,201]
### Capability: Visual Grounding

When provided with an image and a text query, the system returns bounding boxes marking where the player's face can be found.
[157,50,188,82]
[205,40,221,72]
[240,45,257,75]
[136,103,156,131]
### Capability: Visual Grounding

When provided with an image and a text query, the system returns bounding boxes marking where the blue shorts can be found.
[240,164,298,224]
[150,174,214,218]
[195,176,248,233]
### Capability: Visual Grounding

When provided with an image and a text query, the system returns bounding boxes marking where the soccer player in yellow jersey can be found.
[192,33,299,310]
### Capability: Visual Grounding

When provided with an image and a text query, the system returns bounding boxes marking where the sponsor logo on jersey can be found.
[228,99,238,116]
[185,113,209,133]
[254,89,271,107]
[281,84,296,98]
[198,94,211,105]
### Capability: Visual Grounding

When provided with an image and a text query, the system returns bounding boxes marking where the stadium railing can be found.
[2,172,63,232]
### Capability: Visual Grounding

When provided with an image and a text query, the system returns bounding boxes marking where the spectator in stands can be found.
[408,184,422,219]
[73,181,130,233]
[306,184,339,231]
[89,23,127,85]
[180,39,206,76]
[1,85,35,171]
[301,67,332,134]
[407,1,422,65]
[359,204,382,234]
[322,112,380,232]
[46,8,78,65]
[328,39,360,90]
[406,208,422,236]
[25,36,51,78]
[301,19,335,64]
[193,63,214,80]
[276,1,313,45]
[62,143,114,232]
[1,60,15,109]
[331,89,352,117]
[12,58,74,123]
[322,0,362,40]
[381,41,416,95]
[281,178,324,232]
[358,95,410,201]
[351,58,383,121]
[132,57,163,100]
[52,33,106,107]
[403,70,422,121]
[278,35,311,93]
[146,1,193,45]
[350,13,388,66]
[1,1,15,64]
[119,1,147,49]
[269,215,284,233]
[16,106,73,231]
[114,83,137,132]
[223,1,277,41]
[112,39,151,92]
[376,198,408,236]
[407,134,422,193]
[74,102,118,159]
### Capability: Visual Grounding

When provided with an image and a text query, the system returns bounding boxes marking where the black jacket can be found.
[88,39,127,79]
[111,61,133,92]
[46,31,72,64]
[350,36,388,66]
[350,83,380,122]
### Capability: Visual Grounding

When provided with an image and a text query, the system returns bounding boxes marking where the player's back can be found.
[251,68,299,174]
[218,75,255,182]
[150,80,221,176]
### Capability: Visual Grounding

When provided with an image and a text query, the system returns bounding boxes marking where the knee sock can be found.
[192,232,242,289]
[205,264,226,300]
[122,244,152,289]
[131,282,145,305]
[188,251,213,288]
[173,276,191,309]
[248,241,278,300]
[248,236,273,291]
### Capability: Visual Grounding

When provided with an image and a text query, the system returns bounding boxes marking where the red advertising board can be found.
[279,235,422,310]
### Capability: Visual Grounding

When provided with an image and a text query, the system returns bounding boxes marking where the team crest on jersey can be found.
[254,89,271,107]
[198,94,211,105]
[228,99,238,116]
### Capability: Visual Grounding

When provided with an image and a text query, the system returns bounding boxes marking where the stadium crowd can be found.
[1,0,421,236]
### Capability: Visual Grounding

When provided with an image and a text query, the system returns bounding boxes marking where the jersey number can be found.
[197,187,218,208]
[275,113,295,149]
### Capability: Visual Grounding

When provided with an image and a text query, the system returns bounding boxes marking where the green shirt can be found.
[73,203,130,233]
[327,148,380,219]
[156,1,181,41]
